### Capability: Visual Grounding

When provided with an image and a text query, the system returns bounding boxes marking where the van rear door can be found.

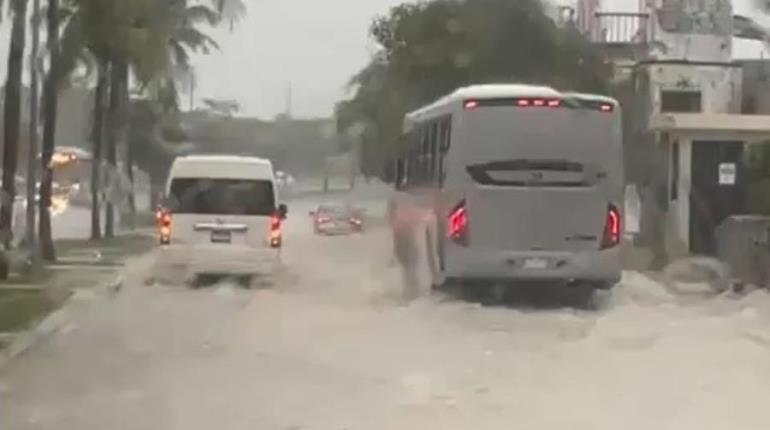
[167,178,277,249]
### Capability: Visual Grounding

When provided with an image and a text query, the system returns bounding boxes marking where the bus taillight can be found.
[448,201,469,246]
[601,205,621,249]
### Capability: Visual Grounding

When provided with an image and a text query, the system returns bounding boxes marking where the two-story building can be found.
[578,0,770,262]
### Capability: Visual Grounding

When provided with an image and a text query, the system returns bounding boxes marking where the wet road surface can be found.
[3,197,770,430]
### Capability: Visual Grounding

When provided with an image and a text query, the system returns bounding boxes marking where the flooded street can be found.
[2,196,770,430]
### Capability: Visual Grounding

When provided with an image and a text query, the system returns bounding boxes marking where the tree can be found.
[0,0,29,279]
[57,0,228,237]
[338,0,611,177]
[25,0,42,265]
[89,60,107,240]
[128,98,181,209]
[39,0,61,261]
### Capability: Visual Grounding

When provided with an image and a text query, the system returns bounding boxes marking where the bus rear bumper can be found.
[444,247,621,288]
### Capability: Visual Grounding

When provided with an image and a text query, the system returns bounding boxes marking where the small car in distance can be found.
[310,204,363,235]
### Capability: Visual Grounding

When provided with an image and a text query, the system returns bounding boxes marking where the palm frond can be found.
[57,10,87,83]
[185,5,220,26]
[170,41,191,71]
[174,27,220,53]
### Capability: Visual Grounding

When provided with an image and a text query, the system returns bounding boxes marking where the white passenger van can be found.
[391,84,624,292]
[153,155,288,285]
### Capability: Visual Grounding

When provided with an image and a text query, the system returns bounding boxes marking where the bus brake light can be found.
[601,205,621,249]
[448,201,469,246]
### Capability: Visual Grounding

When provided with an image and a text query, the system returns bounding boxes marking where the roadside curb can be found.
[0,275,124,370]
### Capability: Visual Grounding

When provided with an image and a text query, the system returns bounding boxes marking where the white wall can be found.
[648,64,742,114]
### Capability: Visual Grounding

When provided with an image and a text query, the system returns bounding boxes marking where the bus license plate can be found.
[524,258,549,269]
[210,230,232,244]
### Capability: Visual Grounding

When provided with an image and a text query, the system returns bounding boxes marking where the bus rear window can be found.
[168,178,276,216]
[466,159,606,188]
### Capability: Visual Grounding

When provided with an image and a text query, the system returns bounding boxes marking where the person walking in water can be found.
[388,193,419,303]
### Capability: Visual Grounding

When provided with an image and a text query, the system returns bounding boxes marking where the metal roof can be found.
[649,113,770,141]
[406,84,619,123]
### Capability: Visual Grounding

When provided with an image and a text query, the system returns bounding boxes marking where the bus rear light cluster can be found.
[601,204,622,250]
[448,200,469,247]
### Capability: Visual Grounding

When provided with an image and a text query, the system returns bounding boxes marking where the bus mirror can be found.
[278,204,288,220]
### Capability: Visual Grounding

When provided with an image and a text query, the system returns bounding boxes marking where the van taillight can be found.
[269,214,282,248]
[601,205,621,249]
[448,200,469,246]
[158,210,172,245]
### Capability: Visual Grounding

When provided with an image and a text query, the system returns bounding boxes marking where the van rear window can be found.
[168,178,275,216]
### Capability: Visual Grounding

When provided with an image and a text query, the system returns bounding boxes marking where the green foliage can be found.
[128,99,181,183]
[338,0,612,178]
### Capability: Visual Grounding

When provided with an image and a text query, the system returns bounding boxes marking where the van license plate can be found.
[524,258,549,269]
[210,231,231,244]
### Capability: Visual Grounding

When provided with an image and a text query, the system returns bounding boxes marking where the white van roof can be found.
[169,155,275,180]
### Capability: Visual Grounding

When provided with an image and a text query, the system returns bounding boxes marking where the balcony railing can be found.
[592,12,649,45]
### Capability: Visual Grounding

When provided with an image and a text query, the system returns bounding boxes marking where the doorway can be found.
[689,141,747,255]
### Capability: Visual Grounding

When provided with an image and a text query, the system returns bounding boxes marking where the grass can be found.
[0,229,155,341]
[55,231,155,262]
[0,289,61,332]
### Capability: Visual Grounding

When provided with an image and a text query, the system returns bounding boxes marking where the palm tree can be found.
[89,60,107,240]
[57,0,229,237]
[39,0,61,261]
[25,0,42,265]
[0,0,29,279]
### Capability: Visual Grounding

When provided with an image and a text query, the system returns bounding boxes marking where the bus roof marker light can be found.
[533,99,545,107]
[464,100,479,110]
[600,103,614,112]
[517,99,530,107]
[548,99,561,107]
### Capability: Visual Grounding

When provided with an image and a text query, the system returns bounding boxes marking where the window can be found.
[428,122,439,181]
[397,115,452,189]
[661,90,701,113]
[169,178,276,215]
[438,117,451,185]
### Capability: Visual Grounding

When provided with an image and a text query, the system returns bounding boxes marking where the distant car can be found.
[311,204,363,235]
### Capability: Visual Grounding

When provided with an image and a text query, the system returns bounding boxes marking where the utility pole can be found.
[189,74,195,112]
[285,82,292,119]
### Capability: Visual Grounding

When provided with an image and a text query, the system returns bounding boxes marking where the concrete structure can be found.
[578,0,770,258]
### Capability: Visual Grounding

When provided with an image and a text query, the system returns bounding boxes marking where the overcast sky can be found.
[1,0,768,119]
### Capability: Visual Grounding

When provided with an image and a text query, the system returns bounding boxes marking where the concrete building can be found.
[578,0,770,260]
